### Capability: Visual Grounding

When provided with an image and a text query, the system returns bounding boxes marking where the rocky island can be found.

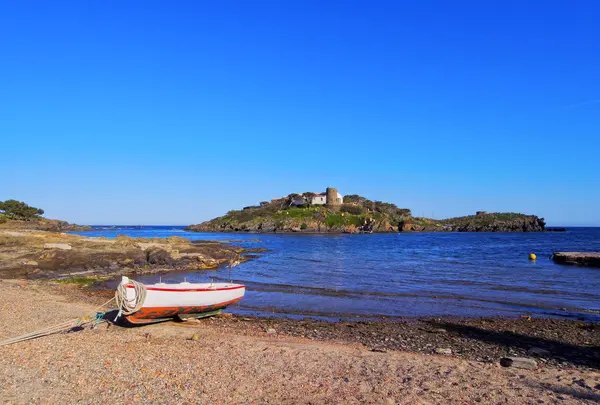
[187,188,547,233]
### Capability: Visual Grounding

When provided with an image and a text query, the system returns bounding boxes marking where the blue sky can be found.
[1,1,598,226]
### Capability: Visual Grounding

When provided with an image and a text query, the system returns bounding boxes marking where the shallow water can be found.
[73,226,600,321]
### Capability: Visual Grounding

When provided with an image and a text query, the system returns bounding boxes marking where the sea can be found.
[71,226,600,322]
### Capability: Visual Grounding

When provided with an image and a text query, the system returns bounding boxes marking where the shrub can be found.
[300,223,308,230]
[324,213,345,229]
[0,199,44,220]
[340,204,365,215]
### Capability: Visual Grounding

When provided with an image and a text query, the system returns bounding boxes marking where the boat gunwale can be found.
[125,284,246,293]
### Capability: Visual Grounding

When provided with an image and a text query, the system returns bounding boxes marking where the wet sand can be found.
[1,280,600,404]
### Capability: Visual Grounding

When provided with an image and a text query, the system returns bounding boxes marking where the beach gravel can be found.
[1,280,600,404]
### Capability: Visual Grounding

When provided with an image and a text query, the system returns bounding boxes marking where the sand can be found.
[1,281,599,405]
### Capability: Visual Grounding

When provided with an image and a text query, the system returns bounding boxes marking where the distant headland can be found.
[186,187,548,233]
[0,199,90,232]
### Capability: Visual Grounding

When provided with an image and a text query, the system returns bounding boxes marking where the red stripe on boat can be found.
[124,297,244,323]
[125,284,245,292]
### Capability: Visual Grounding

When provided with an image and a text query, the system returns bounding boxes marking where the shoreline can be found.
[20,280,600,371]
[0,229,260,280]
[1,280,600,404]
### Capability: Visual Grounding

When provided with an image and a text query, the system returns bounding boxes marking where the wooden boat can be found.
[116,276,245,325]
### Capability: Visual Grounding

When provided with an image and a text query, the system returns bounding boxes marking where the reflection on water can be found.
[74,226,600,321]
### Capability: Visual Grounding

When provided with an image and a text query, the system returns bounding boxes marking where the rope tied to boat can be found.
[114,277,147,321]
[0,297,116,347]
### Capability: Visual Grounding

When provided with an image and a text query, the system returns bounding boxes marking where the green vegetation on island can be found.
[187,191,547,233]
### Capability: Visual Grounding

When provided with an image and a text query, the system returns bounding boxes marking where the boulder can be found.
[145,248,173,265]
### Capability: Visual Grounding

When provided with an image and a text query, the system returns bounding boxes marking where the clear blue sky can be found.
[1,1,598,226]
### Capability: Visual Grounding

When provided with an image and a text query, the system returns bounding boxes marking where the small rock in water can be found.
[435,348,452,355]
[527,347,550,357]
[500,357,537,370]
[266,328,276,335]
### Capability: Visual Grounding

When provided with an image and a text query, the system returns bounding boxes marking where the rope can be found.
[0,297,115,347]
[0,277,147,346]
[114,278,147,320]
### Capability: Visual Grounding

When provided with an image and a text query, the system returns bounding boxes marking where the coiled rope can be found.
[0,297,116,347]
[114,278,147,320]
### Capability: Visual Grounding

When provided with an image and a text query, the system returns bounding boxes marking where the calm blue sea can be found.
[71,226,600,321]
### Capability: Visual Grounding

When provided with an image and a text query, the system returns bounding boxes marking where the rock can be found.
[145,247,173,265]
[435,348,452,355]
[266,328,276,334]
[291,227,301,232]
[370,347,387,353]
[552,252,600,268]
[190,334,200,341]
[500,357,537,370]
[216,313,233,319]
[431,328,447,334]
[43,243,72,250]
[527,347,550,357]
[24,260,38,266]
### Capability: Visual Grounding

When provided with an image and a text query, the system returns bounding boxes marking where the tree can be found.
[302,192,317,207]
[0,199,44,220]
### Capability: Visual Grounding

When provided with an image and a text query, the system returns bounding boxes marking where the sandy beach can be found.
[1,280,599,405]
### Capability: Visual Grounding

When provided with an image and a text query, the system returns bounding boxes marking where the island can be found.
[187,187,547,233]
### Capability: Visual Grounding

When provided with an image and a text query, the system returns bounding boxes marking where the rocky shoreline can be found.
[0,229,260,280]
[187,212,548,234]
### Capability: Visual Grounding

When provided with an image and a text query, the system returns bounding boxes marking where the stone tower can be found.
[325,187,341,209]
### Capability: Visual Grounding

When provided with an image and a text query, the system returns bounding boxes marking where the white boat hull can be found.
[123,280,245,324]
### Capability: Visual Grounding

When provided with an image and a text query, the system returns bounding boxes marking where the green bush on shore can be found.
[0,200,44,220]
